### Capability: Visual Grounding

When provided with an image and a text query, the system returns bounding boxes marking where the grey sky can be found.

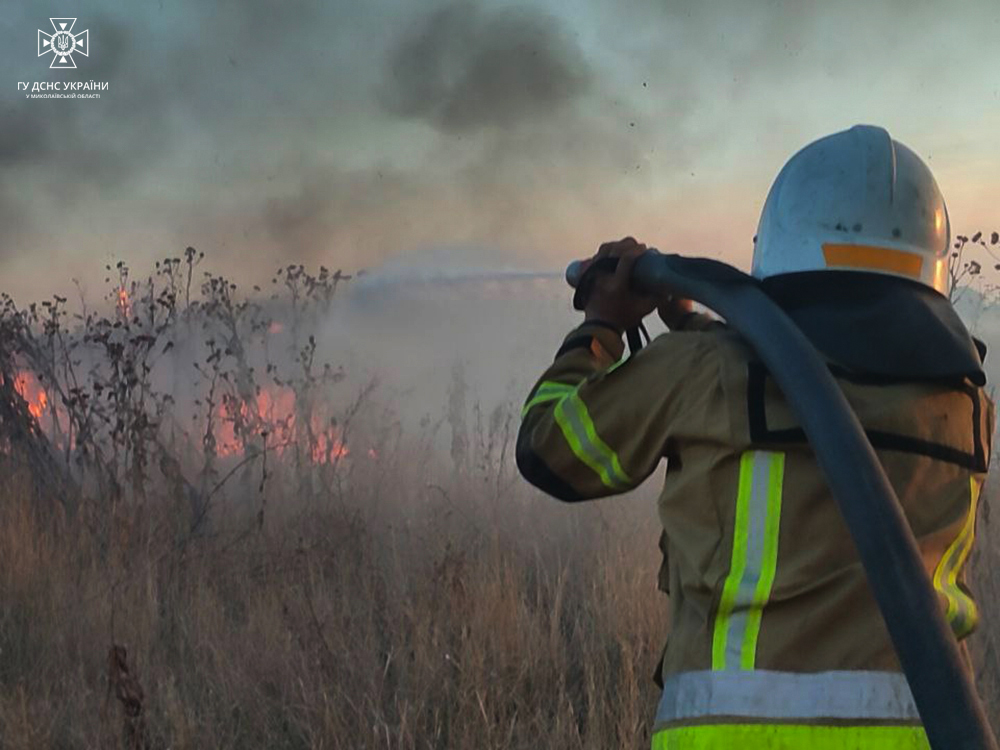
[1,0,998,301]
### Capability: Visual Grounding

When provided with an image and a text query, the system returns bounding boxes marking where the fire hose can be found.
[566,250,998,750]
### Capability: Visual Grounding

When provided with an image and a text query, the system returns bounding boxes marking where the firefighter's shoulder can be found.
[607,325,750,402]
[638,323,749,369]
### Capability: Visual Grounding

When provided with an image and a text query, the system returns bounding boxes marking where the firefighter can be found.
[517,125,993,749]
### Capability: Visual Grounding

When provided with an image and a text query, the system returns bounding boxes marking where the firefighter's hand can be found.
[583,237,657,332]
[658,296,694,330]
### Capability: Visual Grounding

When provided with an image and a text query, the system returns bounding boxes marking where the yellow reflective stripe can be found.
[521,392,562,417]
[572,391,629,485]
[932,476,982,639]
[606,355,630,374]
[713,453,754,670]
[553,390,630,490]
[652,723,929,750]
[521,381,576,418]
[741,453,784,669]
[522,349,629,419]
[534,381,577,398]
[712,451,785,671]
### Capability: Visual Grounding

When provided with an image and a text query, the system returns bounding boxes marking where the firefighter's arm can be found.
[517,236,709,501]
[516,320,706,502]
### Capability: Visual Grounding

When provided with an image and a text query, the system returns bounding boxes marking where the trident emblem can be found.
[38,18,89,69]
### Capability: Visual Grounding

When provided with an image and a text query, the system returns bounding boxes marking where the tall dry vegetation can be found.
[0,251,667,749]
[0,430,668,749]
[0,248,996,748]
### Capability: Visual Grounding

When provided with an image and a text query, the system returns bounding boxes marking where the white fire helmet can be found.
[752,125,950,296]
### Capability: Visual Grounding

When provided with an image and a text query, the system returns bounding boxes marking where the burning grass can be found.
[0,250,997,747]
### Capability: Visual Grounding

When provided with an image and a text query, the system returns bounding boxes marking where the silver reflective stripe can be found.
[656,670,920,723]
[712,451,784,671]
[727,452,770,667]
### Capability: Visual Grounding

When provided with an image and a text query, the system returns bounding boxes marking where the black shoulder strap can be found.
[746,361,989,471]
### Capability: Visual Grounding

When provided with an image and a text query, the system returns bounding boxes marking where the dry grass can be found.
[0,439,671,749]
[0,254,670,749]
[1,439,997,749]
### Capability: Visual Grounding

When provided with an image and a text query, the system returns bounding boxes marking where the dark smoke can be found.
[380,2,592,134]
[255,4,616,267]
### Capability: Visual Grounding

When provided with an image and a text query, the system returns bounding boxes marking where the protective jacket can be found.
[517,308,993,750]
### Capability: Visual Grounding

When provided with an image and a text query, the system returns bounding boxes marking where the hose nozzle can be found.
[565,259,587,288]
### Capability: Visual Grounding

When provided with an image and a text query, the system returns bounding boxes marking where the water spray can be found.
[352,267,563,292]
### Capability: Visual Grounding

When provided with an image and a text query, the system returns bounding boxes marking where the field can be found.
[0,253,997,748]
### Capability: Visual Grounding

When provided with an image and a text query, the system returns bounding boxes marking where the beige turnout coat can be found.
[517,313,992,746]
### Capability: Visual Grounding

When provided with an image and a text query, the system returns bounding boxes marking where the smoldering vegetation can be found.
[0,249,666,749]
[0,248,997,749]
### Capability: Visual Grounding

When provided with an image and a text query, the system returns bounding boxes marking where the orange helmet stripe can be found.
[822,243,925,279]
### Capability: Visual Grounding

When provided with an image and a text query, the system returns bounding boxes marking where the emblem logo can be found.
[38,18,89,69]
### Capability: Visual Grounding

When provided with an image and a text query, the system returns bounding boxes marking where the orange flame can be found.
[117,287,131,319]
[13,371,48,421]
[212,385,350,464]
[11,367,360,468]
[312,431,349,463]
